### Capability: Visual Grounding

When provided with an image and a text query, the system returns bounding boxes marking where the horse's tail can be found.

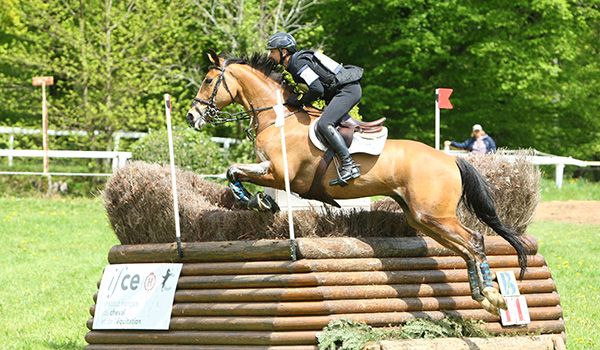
[455,157,528,279]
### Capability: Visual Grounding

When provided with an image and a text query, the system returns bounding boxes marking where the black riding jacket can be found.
[286,50,363,105]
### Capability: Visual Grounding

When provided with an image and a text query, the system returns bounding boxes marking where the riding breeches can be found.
[317,82,362,135]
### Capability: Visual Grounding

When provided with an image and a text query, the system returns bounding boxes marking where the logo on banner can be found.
[497,270,531,326]
[93,263,182,330]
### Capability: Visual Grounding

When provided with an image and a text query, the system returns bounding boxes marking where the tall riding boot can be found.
[323,125,361,186]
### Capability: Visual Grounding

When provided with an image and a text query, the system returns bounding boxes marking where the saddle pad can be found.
[309,119,388,156]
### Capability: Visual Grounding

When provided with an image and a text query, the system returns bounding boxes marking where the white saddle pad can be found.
[309,119,388,156]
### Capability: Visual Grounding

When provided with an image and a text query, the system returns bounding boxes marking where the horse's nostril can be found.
[186,113,195,125]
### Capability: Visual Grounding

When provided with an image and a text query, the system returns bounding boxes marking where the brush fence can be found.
[85,235,564,349]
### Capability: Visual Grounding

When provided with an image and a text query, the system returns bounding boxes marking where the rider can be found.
[266,32,363,187]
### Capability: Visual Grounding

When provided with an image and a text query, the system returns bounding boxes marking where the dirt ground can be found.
[533,201,600,225]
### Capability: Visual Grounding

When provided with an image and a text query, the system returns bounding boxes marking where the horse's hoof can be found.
[262,193,280,213]
[248,193,280,213]
[482,287,508,310]
[478,299,500,316]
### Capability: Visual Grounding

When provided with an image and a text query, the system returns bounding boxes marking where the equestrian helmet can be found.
[266,32,297,52]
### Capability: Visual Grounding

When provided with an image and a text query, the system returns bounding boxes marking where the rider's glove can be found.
[285,93,303,107]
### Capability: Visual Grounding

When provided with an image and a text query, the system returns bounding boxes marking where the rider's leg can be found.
[317,82,362,186]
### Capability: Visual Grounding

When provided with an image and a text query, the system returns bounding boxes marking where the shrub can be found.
[130,127,251,176]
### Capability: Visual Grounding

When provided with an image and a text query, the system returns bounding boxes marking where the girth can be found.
[299,116,387,206]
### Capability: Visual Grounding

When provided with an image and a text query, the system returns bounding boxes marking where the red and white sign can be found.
[497,270,531,326]
[93,263,182,330]
[500,295,531,326]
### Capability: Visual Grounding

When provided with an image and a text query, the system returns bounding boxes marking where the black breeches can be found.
[317,82,362,135]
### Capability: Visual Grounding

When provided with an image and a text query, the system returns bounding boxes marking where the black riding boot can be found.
[323,125,360,186]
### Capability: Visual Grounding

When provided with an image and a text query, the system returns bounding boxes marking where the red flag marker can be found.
[438,88,453,109]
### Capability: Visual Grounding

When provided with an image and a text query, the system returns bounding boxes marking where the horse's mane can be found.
[224,53,285,85]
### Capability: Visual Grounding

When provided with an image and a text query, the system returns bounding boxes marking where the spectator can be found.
[444,124,496,154]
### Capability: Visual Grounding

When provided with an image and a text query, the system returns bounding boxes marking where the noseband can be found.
[189,64,237,125]
[189,60,303,140]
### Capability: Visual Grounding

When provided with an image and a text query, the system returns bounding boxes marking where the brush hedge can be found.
[103,150,540,244]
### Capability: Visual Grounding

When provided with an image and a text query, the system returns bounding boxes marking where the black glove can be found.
[285,92,303,107]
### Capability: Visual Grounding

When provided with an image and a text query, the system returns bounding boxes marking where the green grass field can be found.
[0,190,598,349]
[0,196,118,350]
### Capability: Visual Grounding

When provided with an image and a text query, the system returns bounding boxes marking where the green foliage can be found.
[317,316,489,350]
[317,319,399,350]
[316,0,600,161]
[130,128,253,176]
[1,0,600,164]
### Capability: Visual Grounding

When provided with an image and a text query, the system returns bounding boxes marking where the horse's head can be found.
[186,50,239,129]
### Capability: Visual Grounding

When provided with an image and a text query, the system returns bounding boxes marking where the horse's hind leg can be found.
[417,215,507,314]
[396,198,505,314]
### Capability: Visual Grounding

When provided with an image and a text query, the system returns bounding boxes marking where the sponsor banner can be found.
[93,263,182,330]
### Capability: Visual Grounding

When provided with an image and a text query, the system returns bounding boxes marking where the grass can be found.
[528,221,600,349]
[0,196,118,350]
[540,177,600,201]
[0,192,599,349]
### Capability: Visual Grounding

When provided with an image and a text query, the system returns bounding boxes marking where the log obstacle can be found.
[85,235,565,349]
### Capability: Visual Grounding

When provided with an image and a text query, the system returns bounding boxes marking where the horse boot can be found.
[323,125,361,187]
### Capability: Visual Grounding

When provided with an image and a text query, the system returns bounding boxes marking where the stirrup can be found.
[329,164,360,187]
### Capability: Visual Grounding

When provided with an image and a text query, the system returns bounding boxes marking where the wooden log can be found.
[108,240,293,264]
[85,330,319,345]
[87,306,561,332]
[168,293,560,317]
[175,266,551,289]
[90,284,559,316]
[482,318,565,335]
[179,254,547,276]
[85,346,318,350]
[106,235,538,264]
[84,319,563,346]
[296,235,538,260]
[365,335,559,350]
[91,279,557,317]
[171,279,557,303]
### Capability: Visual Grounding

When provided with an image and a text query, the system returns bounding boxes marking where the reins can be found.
[191,61,318,140]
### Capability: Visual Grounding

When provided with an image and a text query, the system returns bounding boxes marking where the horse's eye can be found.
[205,78,213,85]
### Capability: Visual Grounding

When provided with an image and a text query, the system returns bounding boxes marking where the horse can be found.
[186,50,529,316]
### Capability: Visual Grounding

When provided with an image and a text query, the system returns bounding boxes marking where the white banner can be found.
[497,270,531,326]
[93,263,182,330]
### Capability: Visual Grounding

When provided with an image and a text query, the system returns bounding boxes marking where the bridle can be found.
[188,60,309,140]
[189,64,238,126]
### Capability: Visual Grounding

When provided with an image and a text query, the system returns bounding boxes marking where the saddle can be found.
[313,116,387,149]
[300,116,387,207]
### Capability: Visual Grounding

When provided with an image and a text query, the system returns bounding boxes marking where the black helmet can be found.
[266,32,297,52]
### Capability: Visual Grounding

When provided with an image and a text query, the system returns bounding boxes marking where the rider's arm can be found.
[293,59,324,106]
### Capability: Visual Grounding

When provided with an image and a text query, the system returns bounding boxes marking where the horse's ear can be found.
[207,49,220,66]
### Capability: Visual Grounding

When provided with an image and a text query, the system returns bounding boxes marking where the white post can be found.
[274,91,297,260]
[8,133,14,166]
[555,163,565,189]
[435,88,440,150]
[165,94,183,259]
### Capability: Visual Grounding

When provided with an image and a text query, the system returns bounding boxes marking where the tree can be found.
[316,0,600,161]
[0,0,191,151]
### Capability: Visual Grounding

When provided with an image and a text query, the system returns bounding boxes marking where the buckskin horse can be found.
[186,50,528,315]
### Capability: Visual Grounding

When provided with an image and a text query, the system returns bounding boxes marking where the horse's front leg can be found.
[226,161,280,213]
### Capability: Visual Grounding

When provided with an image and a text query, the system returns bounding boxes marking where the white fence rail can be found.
[444,148,600,188]
[2,126,597,187]
[0,149,132,177]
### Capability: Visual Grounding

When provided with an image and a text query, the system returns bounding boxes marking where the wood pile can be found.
[85,235,564,349]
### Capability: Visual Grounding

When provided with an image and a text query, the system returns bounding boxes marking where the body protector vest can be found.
[288,50,363,101]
